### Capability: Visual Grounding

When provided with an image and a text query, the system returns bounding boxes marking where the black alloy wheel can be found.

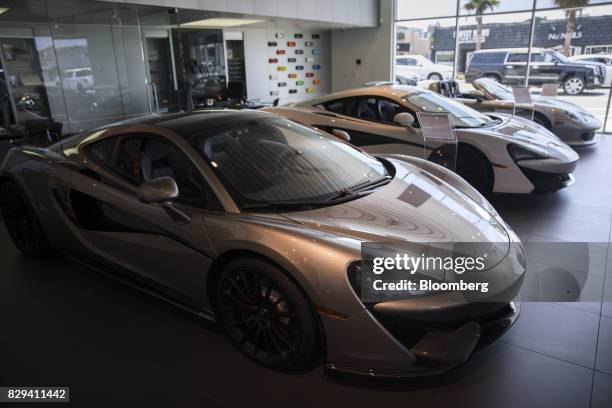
[217,258,321,371]
[0,181,52,256]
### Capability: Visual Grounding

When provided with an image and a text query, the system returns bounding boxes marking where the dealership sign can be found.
[456,28,490,44]
[547,28,582,41]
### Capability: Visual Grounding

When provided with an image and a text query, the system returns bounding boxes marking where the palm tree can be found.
[554,0,590,56]
[464,0,500,51]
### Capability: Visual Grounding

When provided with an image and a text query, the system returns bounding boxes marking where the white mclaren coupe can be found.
[264,85,579,194]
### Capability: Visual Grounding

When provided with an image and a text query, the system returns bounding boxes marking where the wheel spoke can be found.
[224,290,256,309]
[228,279,256,304]
[239,271,257,302]
[252,325,263,356]
[270,322,297,352]
[265,327,286,359]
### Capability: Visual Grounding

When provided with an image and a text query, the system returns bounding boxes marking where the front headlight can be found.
[563,110,580,121]
[507,143,548,161]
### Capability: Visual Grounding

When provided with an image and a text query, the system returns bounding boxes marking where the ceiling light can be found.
[181,18,264,28]
[0,8,10,15]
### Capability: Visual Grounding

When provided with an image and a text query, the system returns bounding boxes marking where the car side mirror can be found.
[393,112,415,126]
[138,177,191,225]
[332,129,351,142]
[138,177,178,204]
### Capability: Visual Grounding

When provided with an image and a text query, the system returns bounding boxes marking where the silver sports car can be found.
[440,78,602,146]
[0,110,524,376]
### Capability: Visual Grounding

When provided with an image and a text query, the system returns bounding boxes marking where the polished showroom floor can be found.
[1,136,612,408]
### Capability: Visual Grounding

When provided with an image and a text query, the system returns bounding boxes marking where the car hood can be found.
[431,63,453,71]
[532,95,596,116]
[281,159,510,266]
[474,113,577,161]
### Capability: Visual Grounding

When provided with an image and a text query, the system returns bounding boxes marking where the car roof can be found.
[297,85,422,106]
[104,109,271,129]
[571,54,612,58]
[471,47,545,54]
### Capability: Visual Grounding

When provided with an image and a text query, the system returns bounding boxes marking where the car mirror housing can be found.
[332,129,351,142]
[393,112,415,126]
[138,177,179,204]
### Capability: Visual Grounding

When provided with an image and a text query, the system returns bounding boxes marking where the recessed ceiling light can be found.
[0,8,10,14]
[181,18,264,28]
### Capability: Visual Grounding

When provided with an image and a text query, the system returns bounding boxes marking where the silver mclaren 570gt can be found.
[0,110,524,376]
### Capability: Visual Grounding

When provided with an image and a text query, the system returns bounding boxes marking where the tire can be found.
[562,76,585,95]
[0,181,53,256]
[428,73,443,81]
[455,145,493,195]
[216,257,322,371]
[483,74,501,83]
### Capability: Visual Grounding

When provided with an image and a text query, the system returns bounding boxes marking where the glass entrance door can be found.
[142,28,177,113]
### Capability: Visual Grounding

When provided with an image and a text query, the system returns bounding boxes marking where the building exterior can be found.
[431,15,612,73]
[396,26,430,57]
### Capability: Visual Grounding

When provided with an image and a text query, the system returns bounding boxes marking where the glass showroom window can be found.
[459,11,533,84]
[395,17,457,82]
[394,0,612,133]
[533,3,612,131]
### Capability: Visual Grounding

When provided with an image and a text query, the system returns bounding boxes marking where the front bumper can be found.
[322,247,525,377]
[517,165,575,192]
[325,300,521,377]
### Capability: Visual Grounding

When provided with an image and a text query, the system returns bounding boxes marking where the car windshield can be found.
[402,91,495,128]
[193,116,388,207]
[476,79,514,101]
[548,50,570,63]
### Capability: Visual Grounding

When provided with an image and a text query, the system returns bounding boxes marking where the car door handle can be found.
[505,65,514,69]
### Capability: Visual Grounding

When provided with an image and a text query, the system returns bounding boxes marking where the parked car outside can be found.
[568,54,612,87]
[465,48,606,95]
[58,68,95,93]
[396,55,453,81]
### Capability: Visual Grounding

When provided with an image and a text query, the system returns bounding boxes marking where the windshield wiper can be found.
[242,201,326,211]
[242,188,381,212]
[332,176,393,199]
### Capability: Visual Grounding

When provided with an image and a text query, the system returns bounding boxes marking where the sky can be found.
[396,0,612,30]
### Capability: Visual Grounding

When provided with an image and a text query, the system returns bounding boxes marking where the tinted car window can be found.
[398,58,416,66]
[377,98,408,123]
[355,97,379,120]
[470,52,507,64]
[403,91,495,128]
[194,116,387,207]
[114,137,218,209]
[507,53,528,63]
[116,138,144,183]
[324,99,346,114]
[116,138,144,182]
[86,137,116,164]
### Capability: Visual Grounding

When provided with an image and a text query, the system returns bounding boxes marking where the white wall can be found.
[330,0,394,91]
[243,28,331,104]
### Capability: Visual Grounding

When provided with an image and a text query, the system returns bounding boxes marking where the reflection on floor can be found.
[0,136,611,408]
